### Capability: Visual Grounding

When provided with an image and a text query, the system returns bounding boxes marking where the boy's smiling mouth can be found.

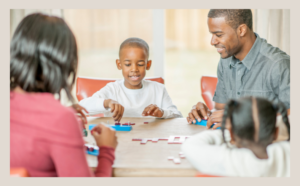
[129,75,140,81]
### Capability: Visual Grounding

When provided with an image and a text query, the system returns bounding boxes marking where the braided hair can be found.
[221,97,290,146]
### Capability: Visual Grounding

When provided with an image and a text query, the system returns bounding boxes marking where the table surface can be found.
[84,117,289,177]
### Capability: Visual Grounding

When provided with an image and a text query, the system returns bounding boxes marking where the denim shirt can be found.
[213,33,290,108]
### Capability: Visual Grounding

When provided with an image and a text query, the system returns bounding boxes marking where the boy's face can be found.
[116,47,151,89]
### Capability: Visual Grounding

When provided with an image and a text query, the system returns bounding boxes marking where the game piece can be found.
[82,129,88,137]
[193,119,221,129]
[129,123,135,125]
[123,123,129,126]
[115,123,120,125]
[168,156,174,160]
[179,152,185,159]
[167,157,181,164]
[179,155,185,159]
[132,138,143,141]
[89,124,132,131]
[173,158,181,164]
[167,136,190,144]
[151,138,159,142]
[132,137,183,144]
[144,122,148,124]
[85,144,99,156]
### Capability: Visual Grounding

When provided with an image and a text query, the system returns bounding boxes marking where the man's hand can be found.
[104,99,124,122]
[187,102,211,124]
[207,110,224,129]
[142,104,164,118]
[70,104,88,124]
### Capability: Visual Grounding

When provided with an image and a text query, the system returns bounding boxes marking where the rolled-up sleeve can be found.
[213,60,228,104]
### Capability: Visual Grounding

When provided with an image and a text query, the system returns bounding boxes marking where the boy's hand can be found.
[91,123,118,149]
[142,104,164,118]
[187,102,211,124]
[70,104,88,124]
[104,99,124,122]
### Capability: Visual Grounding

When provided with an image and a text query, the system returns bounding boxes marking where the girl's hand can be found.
[91,123,118,149]
[70,104,88,124]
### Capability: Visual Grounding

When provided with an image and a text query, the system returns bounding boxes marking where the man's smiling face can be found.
[208,17,241,59]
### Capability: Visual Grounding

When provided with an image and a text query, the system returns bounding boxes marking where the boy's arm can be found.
[79,86,113,115]
[160,87,183,118]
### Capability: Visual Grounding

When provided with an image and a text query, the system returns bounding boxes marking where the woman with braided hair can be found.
[182,96,290,177]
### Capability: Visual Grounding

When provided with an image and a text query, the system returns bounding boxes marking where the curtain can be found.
[254,9,290,55]
[10,9,63,39]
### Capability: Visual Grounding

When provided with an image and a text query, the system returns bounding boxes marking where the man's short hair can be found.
[119,37,149,58]
[208,9,253,30]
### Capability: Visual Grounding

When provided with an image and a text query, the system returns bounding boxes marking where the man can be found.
[187,9,290,129]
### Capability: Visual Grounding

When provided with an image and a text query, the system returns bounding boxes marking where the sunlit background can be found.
[10,9,290,117]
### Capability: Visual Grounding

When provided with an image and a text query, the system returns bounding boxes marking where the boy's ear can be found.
[116,59,122,70]
[146,60,152,70]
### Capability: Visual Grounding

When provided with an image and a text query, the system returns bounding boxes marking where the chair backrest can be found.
[10,168,30,177]
[201,76,218,110]
[76,76,164,102]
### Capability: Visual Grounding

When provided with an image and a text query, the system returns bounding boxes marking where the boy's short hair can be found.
[119,37,149,59]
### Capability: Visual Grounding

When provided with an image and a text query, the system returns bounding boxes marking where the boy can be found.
[79,37,182,122]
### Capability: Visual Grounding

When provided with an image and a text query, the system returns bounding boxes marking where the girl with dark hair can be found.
[182,97,290,177]
[10,13,117,177]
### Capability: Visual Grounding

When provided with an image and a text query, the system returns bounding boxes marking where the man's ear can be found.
[274,127,279,141]
[116,59,122,70]
[237,24,248,37]
[146,60,152,70]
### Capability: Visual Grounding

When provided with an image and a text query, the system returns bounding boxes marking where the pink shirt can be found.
[10,91,115,177]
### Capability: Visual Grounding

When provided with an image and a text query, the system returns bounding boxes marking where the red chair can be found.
[76,76,164,117]
[200,76,218,110]
[10,168,30,177]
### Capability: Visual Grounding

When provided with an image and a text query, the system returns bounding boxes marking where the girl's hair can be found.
[221,97,290,146]
[10,13,78,102]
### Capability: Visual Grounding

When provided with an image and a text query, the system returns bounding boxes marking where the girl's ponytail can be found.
[276,102,290,141]
[221,100,236,145]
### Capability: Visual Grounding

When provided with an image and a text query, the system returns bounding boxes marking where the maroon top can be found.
[10,91,115,177]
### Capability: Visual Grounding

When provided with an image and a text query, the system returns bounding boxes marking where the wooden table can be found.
[84,117,205,177]
[84,116,289,177]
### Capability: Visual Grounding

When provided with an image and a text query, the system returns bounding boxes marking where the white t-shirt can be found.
[79,79,183,118]
[181,130,290,177]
